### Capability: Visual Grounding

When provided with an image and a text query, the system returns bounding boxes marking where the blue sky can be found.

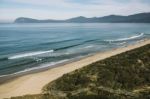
[0,0,150,22]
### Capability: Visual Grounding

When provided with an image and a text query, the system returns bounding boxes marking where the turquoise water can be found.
[0,23,150,77]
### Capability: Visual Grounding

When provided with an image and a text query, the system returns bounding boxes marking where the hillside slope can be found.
[10,44,150,99]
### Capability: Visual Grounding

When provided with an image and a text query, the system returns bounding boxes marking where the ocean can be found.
[0,23,150,77]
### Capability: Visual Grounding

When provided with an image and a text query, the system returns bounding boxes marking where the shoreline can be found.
[0,39,149,99]
[0,53,96,84]
[0,40,140,82]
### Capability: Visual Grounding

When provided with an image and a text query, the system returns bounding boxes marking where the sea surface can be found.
[0,23,150,77]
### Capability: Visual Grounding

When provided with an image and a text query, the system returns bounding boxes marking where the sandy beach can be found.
[0,39,149,99]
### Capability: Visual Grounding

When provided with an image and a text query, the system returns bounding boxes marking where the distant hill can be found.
[14,17,63,23]
[14,12,150,23]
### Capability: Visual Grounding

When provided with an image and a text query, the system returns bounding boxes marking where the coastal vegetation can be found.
[10,44,150,99]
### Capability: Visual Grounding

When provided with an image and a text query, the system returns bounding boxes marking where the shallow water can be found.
[0,23,150,77]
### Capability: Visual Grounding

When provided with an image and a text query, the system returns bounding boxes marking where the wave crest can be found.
[8,50,54,59]
[105,33,144,42]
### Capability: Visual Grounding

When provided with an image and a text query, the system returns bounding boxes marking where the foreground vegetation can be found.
[10,44,150,99]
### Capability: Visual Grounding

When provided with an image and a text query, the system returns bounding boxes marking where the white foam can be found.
[84,45,94,48]
[22,59,69,71]
[116,42,126,45]
[105,33,144,42]
[8,50,54,59]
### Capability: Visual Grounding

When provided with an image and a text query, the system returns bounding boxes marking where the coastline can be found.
[0,39,149,99]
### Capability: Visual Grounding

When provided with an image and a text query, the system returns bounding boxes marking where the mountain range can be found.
[14,12,150,23]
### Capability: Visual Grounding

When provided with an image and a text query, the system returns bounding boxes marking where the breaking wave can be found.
[8,50,54,59]
[105,33,144,42]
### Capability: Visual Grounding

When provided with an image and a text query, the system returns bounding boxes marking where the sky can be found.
[0,0,150,22]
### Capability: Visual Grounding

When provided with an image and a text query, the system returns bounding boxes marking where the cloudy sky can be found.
[0,0,150,22]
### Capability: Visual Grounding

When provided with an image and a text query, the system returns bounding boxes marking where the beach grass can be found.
[9,43,150,99]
